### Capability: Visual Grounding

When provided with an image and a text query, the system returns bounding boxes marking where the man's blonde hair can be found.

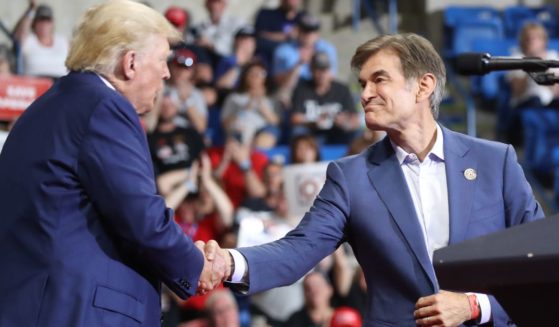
[65,0,181,75]
[351,33,446,119]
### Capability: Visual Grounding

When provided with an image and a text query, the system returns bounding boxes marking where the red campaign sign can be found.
[0,75,53,121]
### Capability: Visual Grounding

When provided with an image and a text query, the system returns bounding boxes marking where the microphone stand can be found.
[528,72,559,85]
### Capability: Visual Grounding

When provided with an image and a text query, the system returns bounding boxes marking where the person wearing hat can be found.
[188,0,245,58]
[164,6,190,38]
[13,0,68,78]
[214,25,258,90]
[291,51,361,144]
[253,0,306,67]
[166,46,209,134]
[272,13,337,105]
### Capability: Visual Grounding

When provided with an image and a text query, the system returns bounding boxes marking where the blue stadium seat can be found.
[522,108,559,173]
[259,145,348,164]
[443,6,503,57]
[503,5,559,38]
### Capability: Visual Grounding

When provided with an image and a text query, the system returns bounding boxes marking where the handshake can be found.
[195,240,232,294]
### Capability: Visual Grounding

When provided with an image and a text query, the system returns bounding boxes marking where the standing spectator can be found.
[254,0,305,67]
[291,52,360,144]
[273,13,337,105]
[13,1,68,78]
[0,44,14,76]
[189,0,245,59]
[214,26,258,90]
[221,60,281,149]
[167,46,209,134]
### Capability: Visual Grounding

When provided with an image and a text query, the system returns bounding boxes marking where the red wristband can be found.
[467,294,480,321]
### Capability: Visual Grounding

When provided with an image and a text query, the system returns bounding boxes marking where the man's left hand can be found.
[414,290,471,327]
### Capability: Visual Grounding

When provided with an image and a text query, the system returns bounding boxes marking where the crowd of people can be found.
[0,1,378,327]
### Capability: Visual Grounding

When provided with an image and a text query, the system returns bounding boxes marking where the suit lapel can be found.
[367,138,438,291]
[442,127,477,244]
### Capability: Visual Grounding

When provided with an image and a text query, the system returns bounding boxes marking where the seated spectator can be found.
[0,44,14,76]
[205,289,241,327]
[214,26,257,90]
[167,46,209,134]
[147,92,206,208]
[174,155,235,322]
[13,1,68,78]
[221,60,281,149]
[290,134,321,164]
[164,6,191,38]
[508,22,559,109]
[291,52,360,144]
[284,271,334,327]
[173,154,234,243]
[234,160,304,326]
[208,132,268,208]
[505,22,559,145]
[254,0,305,67]
[273,13,337,105]
[188,0,245,59]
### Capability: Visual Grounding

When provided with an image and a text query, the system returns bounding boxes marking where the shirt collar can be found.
[390,124,445,164]
[96,73,116,91]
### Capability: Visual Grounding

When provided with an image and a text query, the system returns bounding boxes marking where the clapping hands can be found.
[194,240,232,294]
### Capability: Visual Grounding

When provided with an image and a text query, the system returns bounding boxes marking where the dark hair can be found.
[290,134,321,164]
[237,59,268,93]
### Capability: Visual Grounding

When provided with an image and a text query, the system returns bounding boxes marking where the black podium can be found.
[433,215,559,326]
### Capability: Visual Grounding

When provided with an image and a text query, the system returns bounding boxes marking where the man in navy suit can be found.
[0,1,228,326]
[201,34,544,326]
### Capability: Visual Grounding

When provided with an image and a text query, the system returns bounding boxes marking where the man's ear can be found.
[121,50,137,80]
[416,73,436,103]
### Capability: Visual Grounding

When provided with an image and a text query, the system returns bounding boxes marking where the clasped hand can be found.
[194,240,231,294]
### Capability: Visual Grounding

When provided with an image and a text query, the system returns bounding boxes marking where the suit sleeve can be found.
[238,160,349,294]
[76,98,204,299]
[502,144,544,226]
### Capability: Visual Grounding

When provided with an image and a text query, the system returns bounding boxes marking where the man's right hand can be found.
[194,240,232,294]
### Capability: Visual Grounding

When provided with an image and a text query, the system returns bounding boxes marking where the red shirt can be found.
[207,147,268,208]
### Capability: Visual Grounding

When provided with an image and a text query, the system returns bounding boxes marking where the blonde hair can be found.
[65,0,181,75]
[519,22,548,54]
[351,33,446,119]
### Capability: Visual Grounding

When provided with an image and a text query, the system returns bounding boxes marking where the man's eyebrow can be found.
[359,69,390,84]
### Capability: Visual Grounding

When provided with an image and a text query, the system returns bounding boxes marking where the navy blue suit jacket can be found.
[238,127,543,326]
[0,72,204,326]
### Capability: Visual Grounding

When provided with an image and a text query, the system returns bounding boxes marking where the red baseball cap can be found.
[165,6,189,29]
[330,307,362,327]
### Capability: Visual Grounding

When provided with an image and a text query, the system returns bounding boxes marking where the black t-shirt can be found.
[292,79,355,130]
[148,126,205,175]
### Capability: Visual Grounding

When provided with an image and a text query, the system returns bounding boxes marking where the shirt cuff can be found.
[467,292,491,324]
[228,249,247,283]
